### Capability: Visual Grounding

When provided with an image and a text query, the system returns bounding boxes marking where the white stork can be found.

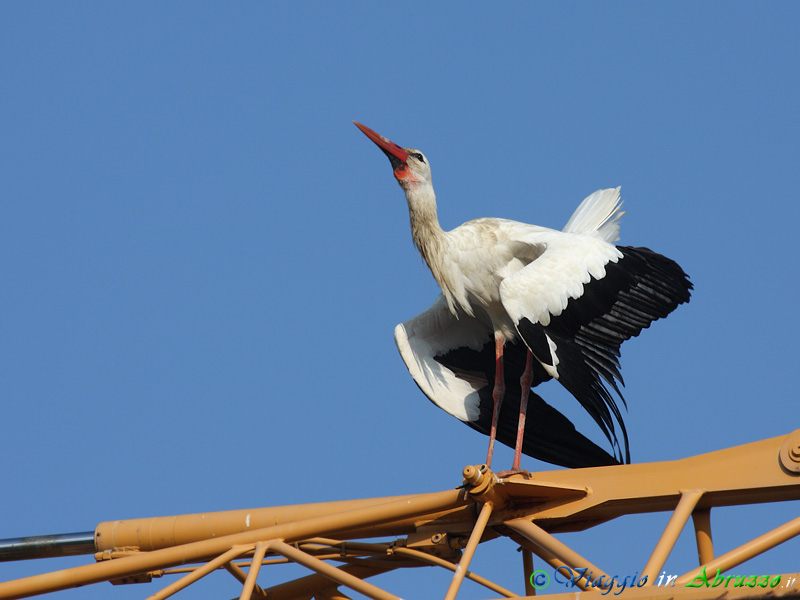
[355,122,691,470]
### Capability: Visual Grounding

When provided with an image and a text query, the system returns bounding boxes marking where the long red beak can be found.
[354,122,409,170]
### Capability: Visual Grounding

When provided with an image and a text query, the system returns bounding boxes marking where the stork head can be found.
[354,122,431,190]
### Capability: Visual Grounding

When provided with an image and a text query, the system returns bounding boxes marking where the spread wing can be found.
[394,295,622,468]
[500,237,692,463]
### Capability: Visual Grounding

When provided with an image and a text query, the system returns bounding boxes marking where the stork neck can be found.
[405,184,445,266]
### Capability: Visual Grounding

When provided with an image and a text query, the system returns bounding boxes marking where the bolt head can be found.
[790,444,800,461]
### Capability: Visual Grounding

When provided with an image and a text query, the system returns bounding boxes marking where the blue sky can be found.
[1,3,798,598]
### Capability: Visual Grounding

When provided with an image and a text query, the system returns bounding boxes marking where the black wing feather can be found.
[517,246,692,464]
[436,338,620,468]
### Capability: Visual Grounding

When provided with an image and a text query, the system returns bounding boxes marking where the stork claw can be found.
[495,469,532,479]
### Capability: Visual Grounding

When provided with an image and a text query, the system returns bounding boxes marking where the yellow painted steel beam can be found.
[145,545,252,600]
[0,488,466,599]
[505,518,610,586]
[494,430,800,532]
[443,501,494,600]
[94,493,470,553]
[391,546,516,598]
[691,508,714,565]
[677,515,800,586]
[640,489,705,584]
[521,547,535,596]
[238,542,269,600]
[224,559,267,599]
[268,540,401,600]
[506,533,591,592]
[260,561,404,600]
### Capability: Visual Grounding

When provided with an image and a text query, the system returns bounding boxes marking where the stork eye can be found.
[413,153,425,163]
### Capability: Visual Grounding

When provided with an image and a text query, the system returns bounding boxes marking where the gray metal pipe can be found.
[0,531,95,562]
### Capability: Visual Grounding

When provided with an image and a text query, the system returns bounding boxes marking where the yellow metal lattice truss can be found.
[1,430,799,600]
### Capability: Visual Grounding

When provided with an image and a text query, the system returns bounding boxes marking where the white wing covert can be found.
[394,295,490,422]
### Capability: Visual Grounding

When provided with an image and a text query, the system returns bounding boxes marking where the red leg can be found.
[512,349,534,471]
[485,335,505,469]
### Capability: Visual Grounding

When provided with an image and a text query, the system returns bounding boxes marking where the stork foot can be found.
[495,468,532,479]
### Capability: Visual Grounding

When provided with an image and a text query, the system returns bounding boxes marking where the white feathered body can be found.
[410,188,625,343]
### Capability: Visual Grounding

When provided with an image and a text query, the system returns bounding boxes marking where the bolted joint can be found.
[462,464,496,498]
[790,444,800,461]
[462,465,485,487]
[779,430,800,474]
